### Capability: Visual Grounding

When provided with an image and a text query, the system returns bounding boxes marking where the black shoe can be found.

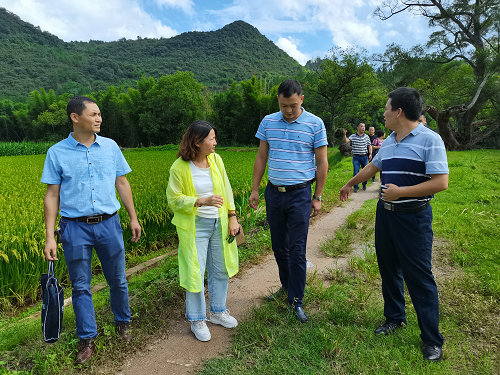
[362,185,367,191]
[374,321,405,335]
[372,178,375,183]
[353,188,359,193]
[267,287,287,302]
[422,344,442,362]
[292,306,308,323]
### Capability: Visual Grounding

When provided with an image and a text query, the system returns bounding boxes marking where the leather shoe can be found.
[267,287,287,302]
[292,306,308,323]
[374,321,405,335]
[422,344,442,362]
[76,338,95,364]
[115,321,133,342]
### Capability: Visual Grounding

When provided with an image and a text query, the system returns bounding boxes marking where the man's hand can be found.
[249,191,259,210]
[339,184,352,202]
[368,154,372,162]
[343,129,347,134]
[381,183,402,202]
[130,219,142,242]
[44,237,58,261]
[310,199,321,218]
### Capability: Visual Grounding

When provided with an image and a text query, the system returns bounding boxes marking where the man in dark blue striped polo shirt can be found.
[343,123,373,192]
[339,87,448,362]
[249,79,328,323]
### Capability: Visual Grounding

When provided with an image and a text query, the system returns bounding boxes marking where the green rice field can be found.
[0,149,265,309]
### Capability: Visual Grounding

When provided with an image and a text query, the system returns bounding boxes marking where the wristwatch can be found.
[313,195,322,201]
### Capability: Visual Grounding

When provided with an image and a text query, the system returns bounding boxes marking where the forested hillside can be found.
[0,8,303,99]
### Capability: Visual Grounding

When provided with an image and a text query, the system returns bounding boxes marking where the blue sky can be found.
[0,0,434,65]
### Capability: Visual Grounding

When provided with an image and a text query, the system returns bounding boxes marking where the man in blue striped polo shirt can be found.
[249,80,328,323]
[340,87,448,362]
[343,123,372,192]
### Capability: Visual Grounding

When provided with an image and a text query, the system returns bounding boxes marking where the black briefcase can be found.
[41,260,64,343]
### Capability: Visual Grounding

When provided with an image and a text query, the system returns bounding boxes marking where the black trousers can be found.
[375,200,444,346]
[265,183,311,307]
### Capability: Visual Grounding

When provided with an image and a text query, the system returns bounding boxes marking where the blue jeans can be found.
[185,216,229,321]
[353,155,369,190]
[375,201,444,346]
[60,214,130,340]
[265,183,311,307]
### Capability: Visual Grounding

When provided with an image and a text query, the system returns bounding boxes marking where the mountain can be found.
[0,8,303,99]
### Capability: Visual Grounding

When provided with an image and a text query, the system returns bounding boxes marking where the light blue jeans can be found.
[186,216,229,321]
[59,214,130,340]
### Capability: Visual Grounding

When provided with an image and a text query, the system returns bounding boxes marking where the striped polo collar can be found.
[278,107,308,124]
[390,123,425,143]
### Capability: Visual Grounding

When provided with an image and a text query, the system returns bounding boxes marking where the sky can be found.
[0,0,435,66]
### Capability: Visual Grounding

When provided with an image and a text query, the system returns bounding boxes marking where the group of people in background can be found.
[41,80,448,365]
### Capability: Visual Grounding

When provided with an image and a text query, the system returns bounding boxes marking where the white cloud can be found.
[0,0,178,42]
[209,0,379,48]
[155,0,195,15]
[276,37,311,65]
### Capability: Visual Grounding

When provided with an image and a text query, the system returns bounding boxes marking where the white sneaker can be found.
[191,320,211,342]
[210,310,238,328]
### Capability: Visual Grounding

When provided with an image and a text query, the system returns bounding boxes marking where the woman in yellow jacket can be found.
[166,120,240,342]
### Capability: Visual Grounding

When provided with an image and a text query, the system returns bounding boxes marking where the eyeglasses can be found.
[227,228,241,244]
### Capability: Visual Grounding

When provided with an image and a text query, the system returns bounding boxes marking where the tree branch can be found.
[466,72,491,111]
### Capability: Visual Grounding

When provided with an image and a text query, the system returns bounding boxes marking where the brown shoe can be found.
[76,338,95,364]
[115,321,133,342]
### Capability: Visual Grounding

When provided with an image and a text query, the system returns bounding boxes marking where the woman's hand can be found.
[228,216,240,236]
[196,195,223,208]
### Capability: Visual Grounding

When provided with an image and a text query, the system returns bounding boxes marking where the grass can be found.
[0,142,54,157]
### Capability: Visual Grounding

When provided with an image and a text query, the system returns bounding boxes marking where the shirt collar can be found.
[66,132,101,147]
[389,123,423,142]
[280,107,307,124]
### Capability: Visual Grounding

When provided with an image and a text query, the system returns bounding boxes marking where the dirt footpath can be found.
[117,185,379,375]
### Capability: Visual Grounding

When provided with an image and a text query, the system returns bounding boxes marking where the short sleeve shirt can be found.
[41,133,131,217]
[348,133,372,156]
[372,124,449,205]
[255,108,327,185]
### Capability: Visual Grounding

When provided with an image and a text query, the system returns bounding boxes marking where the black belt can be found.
[353,154,368,157]
[380,200,429,213]
[61,211,117,224]
[269,179,315,193]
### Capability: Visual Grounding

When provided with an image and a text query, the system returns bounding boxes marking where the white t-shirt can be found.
[189,161,219,218]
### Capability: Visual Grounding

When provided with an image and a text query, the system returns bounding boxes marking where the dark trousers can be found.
[375,200,444,346]
[353,155,368,190]
[265,183,311,307]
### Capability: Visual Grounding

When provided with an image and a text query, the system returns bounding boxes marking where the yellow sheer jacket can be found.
[166,153,238,292]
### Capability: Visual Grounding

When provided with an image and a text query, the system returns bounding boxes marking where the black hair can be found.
[421,109,426,117]
[376,130,385,137]
[178,120,218,161]
[387,87,423,122]
[67,96,97,122]
[277,79,302,98]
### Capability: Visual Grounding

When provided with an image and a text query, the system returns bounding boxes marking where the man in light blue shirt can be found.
[42,96,141,364]
[340,87,448,362]
[249,80,328,323]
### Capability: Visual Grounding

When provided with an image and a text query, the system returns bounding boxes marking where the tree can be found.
[375,0,500,150]
[303,48,385,145]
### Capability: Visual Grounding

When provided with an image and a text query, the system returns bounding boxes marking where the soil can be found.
[116,185,380,375]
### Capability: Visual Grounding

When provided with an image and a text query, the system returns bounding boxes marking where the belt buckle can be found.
[383,202,393,211]
[278,187,286,193]
[87,216,101,224]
